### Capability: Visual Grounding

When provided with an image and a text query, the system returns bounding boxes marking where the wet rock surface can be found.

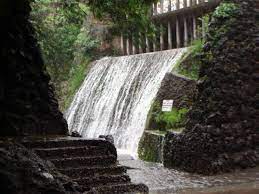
[22,137,148,194]
[138,131,165,163]
[165,0,259,174]
[0,0,67,136]
[0,141,83,194]
[0,138,149,194]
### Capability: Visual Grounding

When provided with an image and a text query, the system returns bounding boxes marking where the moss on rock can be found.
[138,131,165,163]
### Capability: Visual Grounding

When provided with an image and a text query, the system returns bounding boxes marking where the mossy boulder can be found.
[138,131,165,163]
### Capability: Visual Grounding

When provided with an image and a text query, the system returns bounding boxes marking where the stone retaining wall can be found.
[146,72,197,130]
[138,131,165,163]
[164,0,259,174]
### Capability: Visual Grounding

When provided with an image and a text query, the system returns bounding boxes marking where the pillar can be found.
[184,16,188,46]
[202,17,206,39]
[168,0,171,11]
[126,38,130,55]
[160,0,164,13]
[183,0,187,8]
[192,0,197,6]
[154,3,158,15]
[176,0,180,9]
[168,21,172,49]
[176,17,181,48]
[132,43,136,54]
[192,15,197,40]
[146,35,150,53]
[120,35,124,55]
[160,24,164,50]
[135,35,140,54]
[153,35,157,52]
[139,33,143,53]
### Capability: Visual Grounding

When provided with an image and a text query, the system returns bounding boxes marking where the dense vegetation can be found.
[31,0,157,111]
[30,0,98,110]
[152,101,188,131]
[174,3,239,81]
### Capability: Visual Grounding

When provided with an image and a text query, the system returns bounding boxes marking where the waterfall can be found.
[66,48,187,156]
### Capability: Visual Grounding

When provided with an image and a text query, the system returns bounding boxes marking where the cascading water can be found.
[66,48,187,156]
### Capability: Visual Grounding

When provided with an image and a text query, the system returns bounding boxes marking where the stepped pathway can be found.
[22,137,148,194]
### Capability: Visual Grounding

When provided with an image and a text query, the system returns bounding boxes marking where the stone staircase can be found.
[22,138,148,194]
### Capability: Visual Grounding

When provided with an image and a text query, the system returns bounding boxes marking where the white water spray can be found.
[66,48,187,156]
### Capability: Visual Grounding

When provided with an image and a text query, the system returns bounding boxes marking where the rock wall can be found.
[140,73,196,163]
[0,142,83,194]
[146,72,197,130]
[156,73,197,109]
[0,0,68,136]
[165,0,259,174]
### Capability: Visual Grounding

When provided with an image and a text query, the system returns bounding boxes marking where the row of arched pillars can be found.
[120,14,206,55]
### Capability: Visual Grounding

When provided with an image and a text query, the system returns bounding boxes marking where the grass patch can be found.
[173,39,204,80]
[154,107,189,131]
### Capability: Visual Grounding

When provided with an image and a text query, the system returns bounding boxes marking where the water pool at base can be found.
[118,155,259,194]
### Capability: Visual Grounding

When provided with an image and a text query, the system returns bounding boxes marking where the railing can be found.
[120,0,220,55]
[152,0,210,15]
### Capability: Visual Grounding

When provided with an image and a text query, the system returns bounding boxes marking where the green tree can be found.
[30,0,158,110]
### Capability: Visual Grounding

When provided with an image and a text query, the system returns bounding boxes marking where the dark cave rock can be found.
[0,0,68,136]
[0,142,83,194]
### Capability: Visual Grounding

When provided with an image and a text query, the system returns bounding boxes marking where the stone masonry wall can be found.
[164,0,259,174]
[138,131,165,163]
[146,72,197,130]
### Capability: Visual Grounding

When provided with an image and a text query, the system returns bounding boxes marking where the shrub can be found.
[213,3,239,19]
[154,106,189,131]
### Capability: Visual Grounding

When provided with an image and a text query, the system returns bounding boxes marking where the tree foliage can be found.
[30,0,158,110]
[88,0,158,38]
[30,0,89,82]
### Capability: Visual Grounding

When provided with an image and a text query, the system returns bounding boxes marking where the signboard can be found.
[162,100,174,112]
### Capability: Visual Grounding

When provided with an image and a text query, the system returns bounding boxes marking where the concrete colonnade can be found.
[120,0,211,55]
[120,14,203,55]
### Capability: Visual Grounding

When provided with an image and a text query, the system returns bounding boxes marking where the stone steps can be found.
[91,183,149,194]
[49,155,117,168]
[35,146,107,159]
[59,166,127,179]
[23,139,116,152]
[22,138,148,193]
[75,174,131,188]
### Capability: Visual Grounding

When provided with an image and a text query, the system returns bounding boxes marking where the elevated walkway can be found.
[120,0,221,55]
